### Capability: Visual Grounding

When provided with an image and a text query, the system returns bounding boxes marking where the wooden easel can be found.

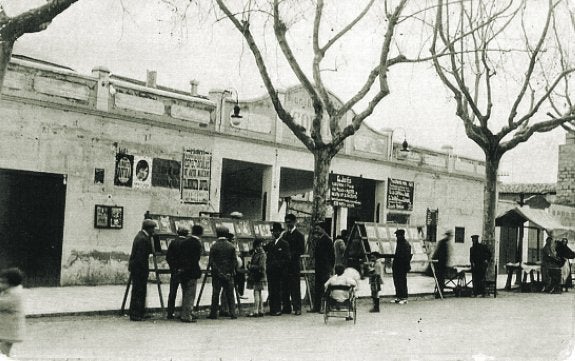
[120,237,169,315]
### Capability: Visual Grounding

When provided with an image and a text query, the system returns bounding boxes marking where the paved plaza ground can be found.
[12,292,575,361]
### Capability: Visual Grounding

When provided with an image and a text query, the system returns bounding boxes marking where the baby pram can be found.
[322,284,357,324]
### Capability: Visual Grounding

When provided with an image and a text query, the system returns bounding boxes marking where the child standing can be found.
[368,256,385,312]
[0,268,25,357]
[246,238,267,317]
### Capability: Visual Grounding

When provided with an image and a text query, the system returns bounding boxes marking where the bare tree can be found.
[432,0,575,276]
[212,0,440,247]
[0,0,79,90]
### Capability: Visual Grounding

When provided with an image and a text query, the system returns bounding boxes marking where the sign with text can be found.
[387,178,414,211]
[181,149,211,203]
[329,173,362,208]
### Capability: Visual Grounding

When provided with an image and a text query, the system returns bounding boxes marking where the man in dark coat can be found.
[128,219,156,321]
[432,230,452,297]
[310,222,335,313]
[282,213,306,315]
[470,235,491,297]
[265,222,291,316]
[208,226,238,319]
[171,225,203,322]
[166,227,187,319]
[391,229,412,304]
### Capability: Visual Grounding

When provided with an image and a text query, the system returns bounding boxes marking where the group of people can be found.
[431,231,492,298]
[541,237,575,294]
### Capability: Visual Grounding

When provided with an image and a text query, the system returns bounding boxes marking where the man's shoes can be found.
[247,313,257,317]
[369,308,380,313]
[256,313,264,317]
[180,318,196,323]
[282,309,292,314]
[167,314,175,320]
[398,299,408,305]
[391,299,400,304]
[345,316,354,321]
[294,310,302,316]
[230,314,237,319]
[271,312,282,316]
[207,314,218,320]
[130,317,144,322]
[308,309,321,313]
[219,311,230,317]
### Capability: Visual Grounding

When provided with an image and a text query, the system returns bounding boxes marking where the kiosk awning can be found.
[496,206,574,237]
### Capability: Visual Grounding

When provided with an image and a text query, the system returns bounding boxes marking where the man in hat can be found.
[265,222,291,316]
[391,229,412,304]
[310,222,335,313]
[128,219,156,321]
[432,230,452,298]
[282,213,306,315]
[208,226,238,319]
[166,225,203,322]
[470,234,491,297]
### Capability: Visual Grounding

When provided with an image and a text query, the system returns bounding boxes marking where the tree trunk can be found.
[0,41,14,93]
[482,153,501,281]
[307,147,332,256]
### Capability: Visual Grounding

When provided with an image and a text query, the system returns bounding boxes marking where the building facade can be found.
[0,57,485,286]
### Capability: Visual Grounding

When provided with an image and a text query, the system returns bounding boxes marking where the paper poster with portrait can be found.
[114,153,133,187]
[109,206,124,229]
[133,156,152,189]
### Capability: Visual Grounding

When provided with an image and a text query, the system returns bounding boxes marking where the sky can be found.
[4,0,570,184]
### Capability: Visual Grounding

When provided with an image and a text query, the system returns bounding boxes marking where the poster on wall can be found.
[114,153,133,187]
[181,149,211,203]
[152,158,181,189]
[94,205,110,228]
[387,178,415,211]
[94,205,124,229]
[133,156,152,189]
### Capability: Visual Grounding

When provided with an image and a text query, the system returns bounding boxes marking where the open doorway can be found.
[220,159,267,219]
[0,169,66,287]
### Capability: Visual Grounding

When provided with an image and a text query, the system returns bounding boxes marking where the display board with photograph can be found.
[181,149,211,204]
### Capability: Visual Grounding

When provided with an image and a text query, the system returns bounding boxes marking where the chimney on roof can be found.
[146,70,157,88]
[190,80,199,96]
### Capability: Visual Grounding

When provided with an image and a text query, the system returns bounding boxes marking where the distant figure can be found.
[541,237,563,294]
[555,238,575,292]
[208,226,238,319]
[310,222,335,313]
[469,235,491,297]
[265,222,291,316]
[229,211,246,298]
[367,255,385,312]
[433,230,452,298]
[282,213,306,315]
[246,238,267,317]
[0,268,25,357]
[344,232,365,275]
[128,219,156,321]
[334,230,348,267]
[391,229,412,304]
[166,226,188,319]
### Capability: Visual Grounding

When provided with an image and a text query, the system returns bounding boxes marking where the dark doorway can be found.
[0,169,66,287]
[220,159,266,219]
[498,226,519,274]
[347,178,376,231]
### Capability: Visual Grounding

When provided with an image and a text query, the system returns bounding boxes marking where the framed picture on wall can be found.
[109,206,124,229]
[94,205,110,228]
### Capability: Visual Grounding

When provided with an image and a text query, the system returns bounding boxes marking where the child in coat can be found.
[246,238,267,317]
[0,268,25,357]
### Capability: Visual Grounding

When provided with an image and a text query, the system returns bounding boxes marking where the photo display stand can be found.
[350,222,443,299]
[120,215,176,315]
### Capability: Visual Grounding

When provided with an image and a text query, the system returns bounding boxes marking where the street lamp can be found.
[382,127,409,159]
[226,88,242,125]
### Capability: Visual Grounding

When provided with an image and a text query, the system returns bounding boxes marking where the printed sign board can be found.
[329,173,362,208]
[387,178,414,211]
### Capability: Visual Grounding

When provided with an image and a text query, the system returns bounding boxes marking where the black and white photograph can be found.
[1,0,575,360]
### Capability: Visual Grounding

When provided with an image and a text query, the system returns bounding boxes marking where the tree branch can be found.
[215,0,315,151]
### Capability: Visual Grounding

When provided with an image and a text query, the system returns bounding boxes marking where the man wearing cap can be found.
[432,230,452,298]
[208,226,238,319]
[391,229,412,304]
[470,235,491,297]
[310,222,335,313]
[282,213,306,315]
[128,219,156,321]
[265,222,291,316]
